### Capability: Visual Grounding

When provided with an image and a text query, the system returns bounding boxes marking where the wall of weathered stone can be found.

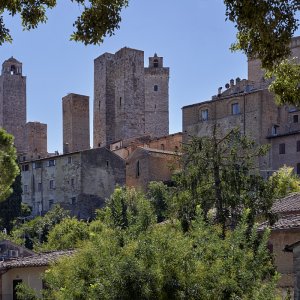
[63,93,90,153]
[0,58,26,152]
[144,55,169,137]
[24,122,47,160]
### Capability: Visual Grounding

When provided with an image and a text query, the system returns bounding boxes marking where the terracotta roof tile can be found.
[258,214,300,231]
[272,193,300,214]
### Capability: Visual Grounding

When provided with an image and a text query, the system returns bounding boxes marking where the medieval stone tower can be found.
[63,93,90,153]
[0,57,26,152]
[93,48,169,147]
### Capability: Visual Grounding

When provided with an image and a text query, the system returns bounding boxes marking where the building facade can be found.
[20,147,126,219]
[93,48,169,147]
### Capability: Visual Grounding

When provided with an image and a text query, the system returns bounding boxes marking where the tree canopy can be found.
[0,128,19,202]
[0,0,128,46]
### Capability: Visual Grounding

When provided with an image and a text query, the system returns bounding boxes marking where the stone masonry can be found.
[93,48,169,147]
[63,93,90,153]
[0,57,26,152]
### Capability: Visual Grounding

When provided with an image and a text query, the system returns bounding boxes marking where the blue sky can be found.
[0,0,250,153]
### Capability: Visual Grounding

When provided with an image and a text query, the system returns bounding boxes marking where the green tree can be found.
[41,208,279,300]
[0,0,128,45]
[268,165,300,199]
[0,174,22,232]
[0,128,19,202]
[10,205,70,250]
[41,217,89,251]
[173,128,275,234]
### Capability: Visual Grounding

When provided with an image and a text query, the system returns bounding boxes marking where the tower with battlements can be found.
[93,48,169,148]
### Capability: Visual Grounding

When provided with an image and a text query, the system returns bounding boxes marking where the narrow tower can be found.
[144,54,169,137]
[63,93,90,153]
[0,57,26,151]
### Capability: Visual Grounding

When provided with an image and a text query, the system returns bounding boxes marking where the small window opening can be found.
[201,109,208,121]
[10,65,16,75]
[49,199,54,209]
[119,97,122,107]
[71,178,74,186]
[71,197,76,205]
[106,160,109,168]
[153,59,159,68]
[154,85,158,92]
[98,143,101,147]
[297,163,300,175]
[68,156,72,164]
[231,103,240,115]
[293,115,299,123]
[297,140,300,152]
[279,143,285,154]
[136,161,140,178]
[161,144,165,150]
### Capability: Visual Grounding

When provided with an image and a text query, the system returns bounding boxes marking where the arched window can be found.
[153,59,159,68]
[10,65,16,75]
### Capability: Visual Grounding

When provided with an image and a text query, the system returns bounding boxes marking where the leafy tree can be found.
[268,165,300,198]
[10,205,70,250]
[41,208,279,300]
[0,0,128,45]
[173,128,275,234]
[0,174,22,232]
[0,128,19,202]
[147,181,171,223]
[41,217,89,251]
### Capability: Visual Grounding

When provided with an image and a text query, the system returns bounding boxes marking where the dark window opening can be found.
[71,197,76,205]
[154,85,158,92]
[106,160,109,168]
[279,143,285,154]
[22,156,26,162]
[297,163,300,175]
[48,159,55,167]
[231,103,240,115]
[153,59,159,68]
[119,97,122,107]
[71,178,74,186]
[161,144,165,150]
[297,141,300,152]
[13,279,23,300]
[294,115,299,123]
[136,161,140,178]
[68,156,72,164]
[175,146,179,151]
[49,199,54,209]
[98,143,101,147]
[22,164,29,172]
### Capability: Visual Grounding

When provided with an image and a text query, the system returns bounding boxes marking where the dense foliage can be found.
[0,0,128,45]
[0,128,19,202]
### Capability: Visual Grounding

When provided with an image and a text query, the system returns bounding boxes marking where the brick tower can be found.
[0,57,26,152]
[63,93,90,153]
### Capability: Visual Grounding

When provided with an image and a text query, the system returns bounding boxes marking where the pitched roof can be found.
[0,250,74,271]
[272,193,300,214]
[258,214,300,231]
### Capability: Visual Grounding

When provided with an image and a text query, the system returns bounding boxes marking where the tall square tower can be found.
[63,93,90,153]
[0,57,26,152]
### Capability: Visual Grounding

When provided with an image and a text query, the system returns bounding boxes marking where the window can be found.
[119,97,122,107]
[201,109,208,121]
[297,141,300,152]
[48,159,55,167]
[24,185,28,193]
[279,143,285,154]
[34,161,42,169]
[154,85,158,92]
[136,160,140,178]
[71,178,74,187]
[21,164,29,172]
[272,125,279,136]
[297,163,300,175]
[22,156,26,162]
[13,279,23,300]
[153,59,158,68]
[106,160,109,168]
[38,183,42,192]
[293,115,299,123]
[161,144,165,150]
[68,156,72,164]
[71,197,76,205]
[49,180,55,189]
[49,199,54,209]
[231,103,240,115]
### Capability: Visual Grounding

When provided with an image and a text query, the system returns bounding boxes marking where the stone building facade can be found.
[0,57,26,152]
[93,48,169,148]
[182,36,300,176]
[62,93,90,153]
[20,147,126,219]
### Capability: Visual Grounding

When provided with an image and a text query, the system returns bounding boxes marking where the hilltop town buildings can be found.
[182,36,300,177]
